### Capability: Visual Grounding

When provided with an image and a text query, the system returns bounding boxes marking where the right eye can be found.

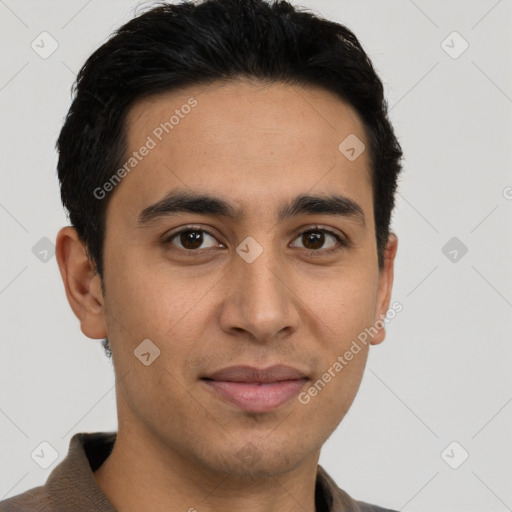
[163,226,223,252]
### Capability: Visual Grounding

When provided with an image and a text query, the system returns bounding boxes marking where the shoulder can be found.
[0,485,54,512]
[355,501,400,512]
[0,431,117,512]
[316,464,398,512]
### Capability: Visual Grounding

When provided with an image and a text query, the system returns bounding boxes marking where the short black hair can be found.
[56,0,403,359]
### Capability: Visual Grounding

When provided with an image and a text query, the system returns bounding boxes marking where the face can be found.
[58,79,397,479]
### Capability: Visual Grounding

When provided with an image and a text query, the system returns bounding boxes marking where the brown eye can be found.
[291,228,346,254]
[165,228,219,251]
[301,231,325,250]
[179,230,204,250]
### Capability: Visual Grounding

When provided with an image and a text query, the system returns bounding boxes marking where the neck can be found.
[93,430,321,512]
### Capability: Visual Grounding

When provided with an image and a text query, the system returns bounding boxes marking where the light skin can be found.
[56,78,398,512]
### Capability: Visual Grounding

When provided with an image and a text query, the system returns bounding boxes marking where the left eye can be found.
[290,228,343,253]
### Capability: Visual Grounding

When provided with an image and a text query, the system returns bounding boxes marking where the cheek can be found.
[296,338,369,443]
[297,269,376,413]
[301,268,379,341]
[102,251,219,370]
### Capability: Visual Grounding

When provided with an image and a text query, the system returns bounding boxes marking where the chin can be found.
[208,438,310,480]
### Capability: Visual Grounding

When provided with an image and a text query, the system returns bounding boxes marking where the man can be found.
[0,0,403,510]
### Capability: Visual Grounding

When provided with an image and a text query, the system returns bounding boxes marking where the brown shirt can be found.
[0,432,397,512]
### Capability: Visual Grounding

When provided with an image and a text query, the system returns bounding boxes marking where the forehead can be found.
[110,79,373,223]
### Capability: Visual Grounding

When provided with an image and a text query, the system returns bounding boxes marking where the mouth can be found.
[201,364,308,413]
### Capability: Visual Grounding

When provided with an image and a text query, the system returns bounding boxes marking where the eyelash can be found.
[162,224,349,256]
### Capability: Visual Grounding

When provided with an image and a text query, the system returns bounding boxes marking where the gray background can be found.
[1,1,511,510]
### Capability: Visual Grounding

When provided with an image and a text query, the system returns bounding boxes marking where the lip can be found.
[203,364,307,383]
[201,365,308,413]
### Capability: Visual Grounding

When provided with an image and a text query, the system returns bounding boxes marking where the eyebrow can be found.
[137,188,366,227]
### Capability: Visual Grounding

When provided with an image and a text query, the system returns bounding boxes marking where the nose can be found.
[218,243,301,343]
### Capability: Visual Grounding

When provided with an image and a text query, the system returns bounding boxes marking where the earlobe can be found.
[55,226,107,339]
[370,232,398,346]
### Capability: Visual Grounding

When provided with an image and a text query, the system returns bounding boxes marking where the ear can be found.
[370,232,398,346]
[55,226,107,339]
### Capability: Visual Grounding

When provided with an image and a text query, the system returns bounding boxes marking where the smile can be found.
[201,378,308,413]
